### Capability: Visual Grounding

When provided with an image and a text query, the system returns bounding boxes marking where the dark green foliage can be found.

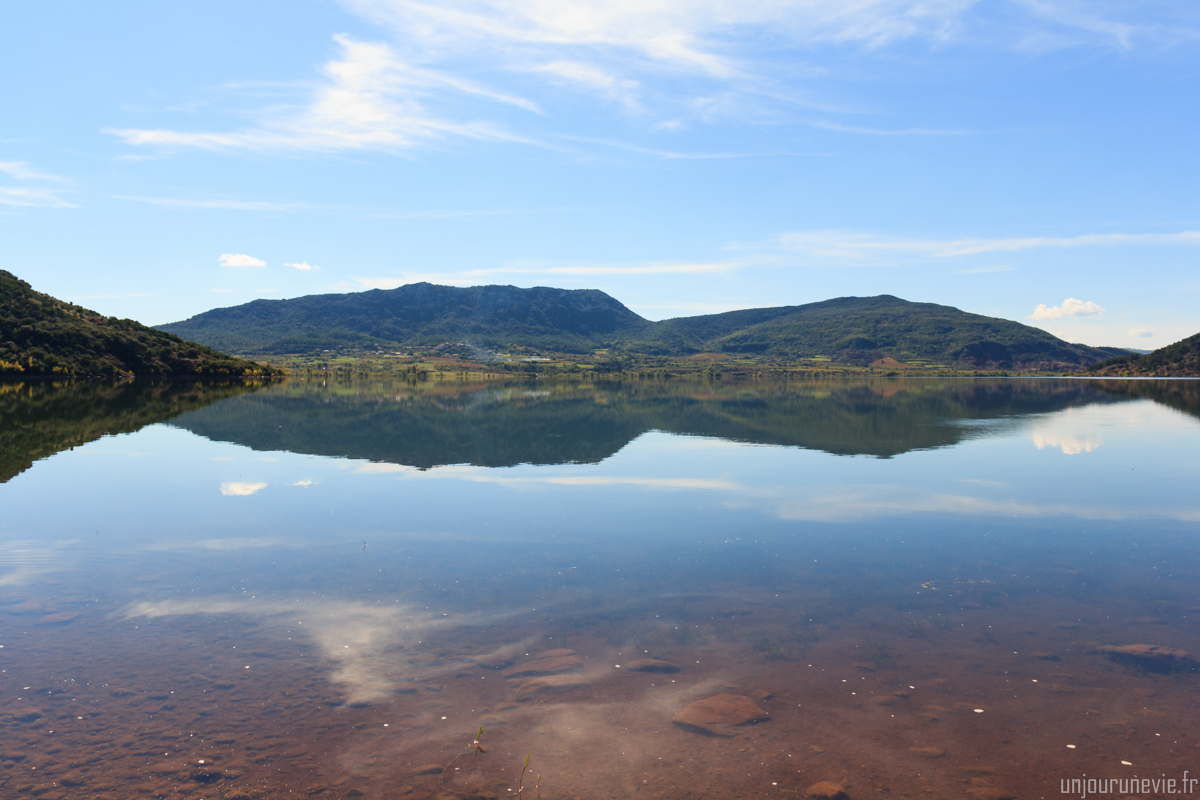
[158,282,651,355]
[1087,331,1200,377]
[157,283,1116,370]
[0,380,263,482]
[647,295,1113,369]
[0,270,279,377]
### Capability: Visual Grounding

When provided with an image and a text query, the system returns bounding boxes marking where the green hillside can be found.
[638,295,1121,369]
[0,270,278,378]
[1086,331,1200,377]
[158,282,1121,370]
[159,282,650,355]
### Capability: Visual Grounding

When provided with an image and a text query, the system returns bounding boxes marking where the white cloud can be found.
[284,261,320,271]
[773,229,1200,261]
[1028,297,1105,320]
[458,474,742,491]
[1031,431,1103,455]
[350,260,741,289]
[344,0,1182,76]
[530,60,642,109]
[116,195,309,211]
[1128,327,1153,338]
[120,596,507,704]
[0,160,74,208]
[107,35,537,154]
[219,253,267,268]
[220,481,267,496]
[147,537,288,552]
[0,161,65,181]
[68,292,157,300]
[101,3,1197,156]
[810,120,973,136]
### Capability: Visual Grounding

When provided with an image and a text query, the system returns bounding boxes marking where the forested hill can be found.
[1087,331,1200,377]
[0,271,278,378]
[636,295,1124,370]
[158,282,650,355]
[158,282,1125,370]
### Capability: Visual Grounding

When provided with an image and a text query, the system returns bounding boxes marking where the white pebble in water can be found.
[974,709,984,713]
[1121,761,1133,766]
[1066,745,1076,749]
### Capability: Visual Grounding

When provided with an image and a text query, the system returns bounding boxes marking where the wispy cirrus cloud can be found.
[115,195,310,212]
[0,160,74,208]
[1028,297,1105,320]
[765,229,1200,264]
[107,35,540,155]
[115,193,542,219]
[810,120,974,136]
[103,2,1199,157]
[345,0,1194,79]
[350,259,742,289]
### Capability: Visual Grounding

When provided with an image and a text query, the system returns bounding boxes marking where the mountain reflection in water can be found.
[0,379,263,482]
[166,376,1168,466]
[1,376,1199,800]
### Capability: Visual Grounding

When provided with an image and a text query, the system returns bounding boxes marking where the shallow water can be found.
[2,377,1199,800]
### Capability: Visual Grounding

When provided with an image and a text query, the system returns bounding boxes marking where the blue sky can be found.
[2,1,1198,347]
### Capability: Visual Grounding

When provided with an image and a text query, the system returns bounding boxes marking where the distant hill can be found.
[1,271,278,378]
[1087,332,1200,377]
[635,295,1124,369]
[159,282,649,355]
[158,282,1122,370]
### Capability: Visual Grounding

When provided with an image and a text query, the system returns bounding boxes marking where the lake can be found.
[2,376,1199,800]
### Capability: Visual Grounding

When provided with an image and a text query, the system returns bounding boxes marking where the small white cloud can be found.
[220,482,267,496]
[219,253,266,268]
[290,479,318,487]
[1028,298,1106,320]
[284,261,319,271]
[1128,328,1153,338]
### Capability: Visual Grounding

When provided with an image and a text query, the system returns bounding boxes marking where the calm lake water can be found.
[2,377,1200,800]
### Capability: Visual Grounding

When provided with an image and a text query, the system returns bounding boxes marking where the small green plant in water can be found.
[436,727,487,796]
[471,726,486,756]
[517,752,541,800]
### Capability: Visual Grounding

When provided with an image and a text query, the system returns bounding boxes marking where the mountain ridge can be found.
[159,282,1126,371]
